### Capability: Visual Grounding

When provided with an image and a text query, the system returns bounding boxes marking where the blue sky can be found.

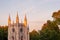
[0,0,60,31]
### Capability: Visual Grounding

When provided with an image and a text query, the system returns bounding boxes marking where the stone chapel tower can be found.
[8,12,29,40]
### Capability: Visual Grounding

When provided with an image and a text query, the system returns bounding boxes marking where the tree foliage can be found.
[52,10,60,24]
[30,30,39,40]
[39,20,60,40]
[0,26,8,40]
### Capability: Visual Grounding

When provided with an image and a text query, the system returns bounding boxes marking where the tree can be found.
[0,26,8,40]
[0,26,4,40]
[39,20,60,40]
[52,10,60,24]
[30,30,39,40]
[3,26,8,40]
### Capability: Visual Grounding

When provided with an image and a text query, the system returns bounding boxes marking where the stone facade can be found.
[8,13,29,40]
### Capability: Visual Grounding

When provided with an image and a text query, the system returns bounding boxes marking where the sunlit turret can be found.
[16,12,19,23]
[8,14,11,25]
[24,14,27,27]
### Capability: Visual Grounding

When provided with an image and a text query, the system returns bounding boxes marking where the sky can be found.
[0,0,60,32]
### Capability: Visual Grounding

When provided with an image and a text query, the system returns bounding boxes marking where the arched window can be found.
[20,28,23,32]
[12,36,14,40]
[12,28,15,32]
[21,36,23,40]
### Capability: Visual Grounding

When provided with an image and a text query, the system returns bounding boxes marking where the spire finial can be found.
[24,14,27,27]
[16,11,19,23]
[8,14,11,25]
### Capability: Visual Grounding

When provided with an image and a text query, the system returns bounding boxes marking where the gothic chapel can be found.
[8,12,29,40]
